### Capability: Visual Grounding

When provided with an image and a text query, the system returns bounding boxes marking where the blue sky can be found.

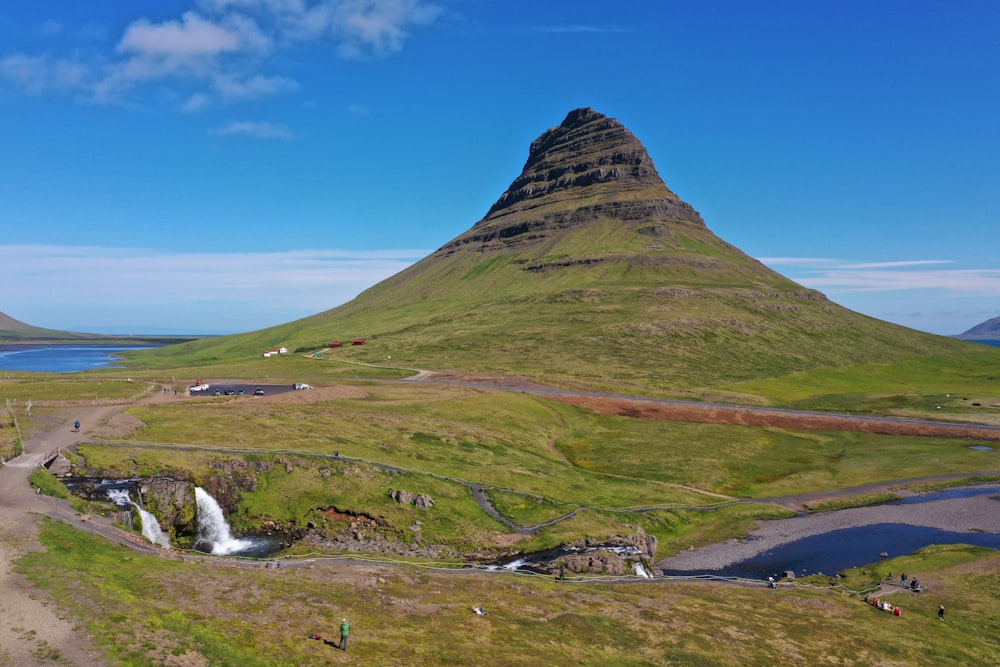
[1,1,998,336]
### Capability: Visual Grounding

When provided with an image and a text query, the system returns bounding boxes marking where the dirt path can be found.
[0,389,180,667]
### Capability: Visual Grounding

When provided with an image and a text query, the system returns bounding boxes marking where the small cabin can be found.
[352,339,366,345]
[328,342,343,348]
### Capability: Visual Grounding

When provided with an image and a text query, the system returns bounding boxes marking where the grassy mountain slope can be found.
[136,109,986,392]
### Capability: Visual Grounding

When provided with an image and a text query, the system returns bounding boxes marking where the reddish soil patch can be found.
[549,396,1000,441]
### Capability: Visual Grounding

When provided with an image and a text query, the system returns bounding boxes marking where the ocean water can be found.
[0,345,154,373]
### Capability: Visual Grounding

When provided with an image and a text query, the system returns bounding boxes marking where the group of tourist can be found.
[864,595,903,616]
[886,572,921,591]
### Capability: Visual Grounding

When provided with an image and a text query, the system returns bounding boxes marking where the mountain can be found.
[0,310,87,341]
[143,108,976,390]
[0,309,199,346]
[958,316,1000,340]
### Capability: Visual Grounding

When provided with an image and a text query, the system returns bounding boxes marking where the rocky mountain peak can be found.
[486,107,679,218]
[443,108,705,253]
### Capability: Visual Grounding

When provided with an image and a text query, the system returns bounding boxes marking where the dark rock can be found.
[137,478,196,530]
[388,489,434,509]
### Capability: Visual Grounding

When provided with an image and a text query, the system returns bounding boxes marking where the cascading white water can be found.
[194,487,252,555]
[634,563,652,579]
[106,488,171,548]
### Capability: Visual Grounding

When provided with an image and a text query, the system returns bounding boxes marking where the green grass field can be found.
[9,359,1000,665]
[19,519,1000,666]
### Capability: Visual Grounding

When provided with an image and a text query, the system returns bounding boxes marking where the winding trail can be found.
[0,388,181,666]
[0,403,129,666]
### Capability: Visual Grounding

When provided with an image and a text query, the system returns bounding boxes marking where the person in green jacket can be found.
[340,619,350,652]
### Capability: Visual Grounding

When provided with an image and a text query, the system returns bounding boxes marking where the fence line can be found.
[1,380,159,408]
[1,400,23,464]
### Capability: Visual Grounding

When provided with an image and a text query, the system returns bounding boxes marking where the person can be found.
[900,573,908,588]
[938,605,945,620]
[340,618,350,652]
[767,576,776,589]
[558,563,566,581]
[74,420,80,432]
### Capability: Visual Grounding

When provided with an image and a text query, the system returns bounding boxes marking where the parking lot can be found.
[188,383,297,398]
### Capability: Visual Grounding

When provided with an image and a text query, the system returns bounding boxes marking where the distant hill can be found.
[0,310,199,346]
[139,108,978,391]
[0,310,93,341]
[958,316,1000,340]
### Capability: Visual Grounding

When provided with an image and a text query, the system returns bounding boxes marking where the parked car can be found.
[254,387,264,396]
[213,389,222,396]
[293,383,312,390]
[237,389,246,395]
[224,390,236,395]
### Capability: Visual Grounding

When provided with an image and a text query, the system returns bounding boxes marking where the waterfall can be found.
[194,487,251,555]
[634,563,652,579]
[106,488,171,548]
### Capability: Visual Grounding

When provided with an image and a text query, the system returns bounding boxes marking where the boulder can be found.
[388,489,434,509]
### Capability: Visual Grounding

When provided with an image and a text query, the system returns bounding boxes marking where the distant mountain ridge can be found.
[0,309,199,346]
[0,310,84,341]
[958,316,1000,340]
[142,108,977,391]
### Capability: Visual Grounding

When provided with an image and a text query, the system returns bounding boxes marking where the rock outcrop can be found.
[388,489,434,509]
[136,478,196,531]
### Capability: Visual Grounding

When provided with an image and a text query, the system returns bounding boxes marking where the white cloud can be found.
[759,257,1000,295]
[183,92,212,111]
[1,1,443,106]
[212,73,299,99]
[528,24,627,34]
[0,245,426,333]
[117,11,270,64]
[329,0,443,58]
[198,0,443,55]
[215,119,293,138]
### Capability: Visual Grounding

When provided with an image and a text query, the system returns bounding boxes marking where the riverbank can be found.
[656,489,1000,573]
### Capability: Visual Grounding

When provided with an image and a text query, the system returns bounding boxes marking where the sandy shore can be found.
[656,490,1000,572]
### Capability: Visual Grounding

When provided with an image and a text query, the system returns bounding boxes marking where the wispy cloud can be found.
[215,119,293,139]
[0,0,443,107]
[0,244,427,333]
[760,257,1000,295]
[527,24,627,34]
[0,54,92,96]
